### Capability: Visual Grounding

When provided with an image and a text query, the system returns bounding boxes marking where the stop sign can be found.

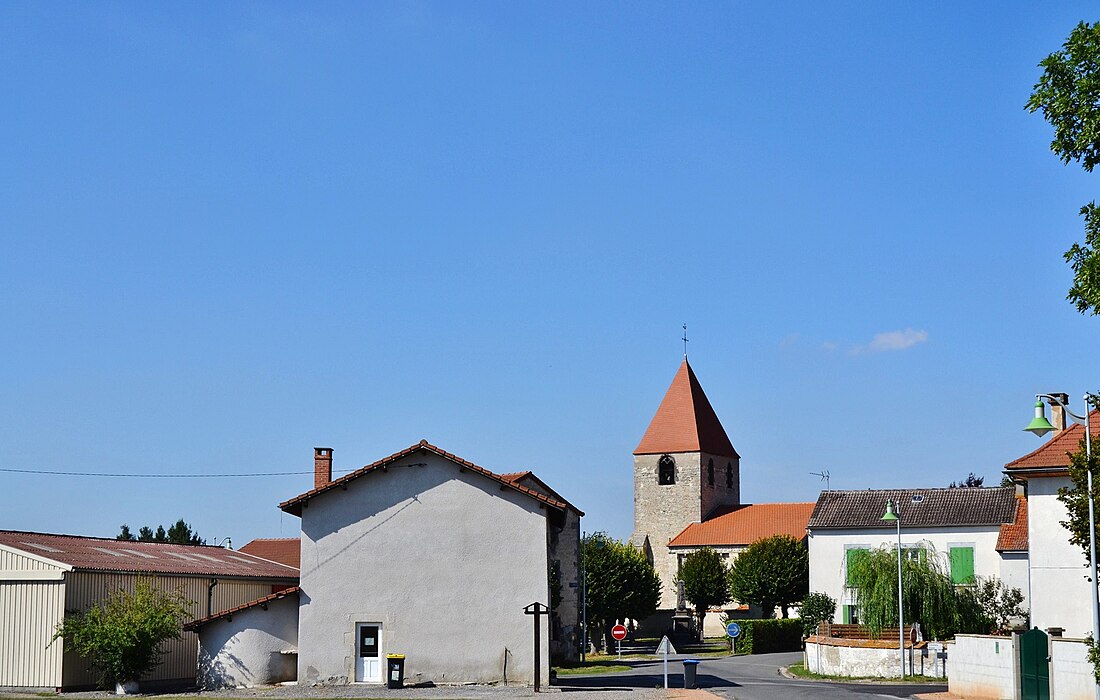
[611,624,628,641]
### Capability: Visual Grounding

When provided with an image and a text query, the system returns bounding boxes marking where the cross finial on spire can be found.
[682,323,689,359]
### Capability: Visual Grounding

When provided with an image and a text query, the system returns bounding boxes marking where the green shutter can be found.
[846,549,866,586]
[950,546,975,584]
[843,604,852,624]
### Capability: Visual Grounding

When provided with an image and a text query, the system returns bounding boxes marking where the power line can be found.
[0,468,356,478]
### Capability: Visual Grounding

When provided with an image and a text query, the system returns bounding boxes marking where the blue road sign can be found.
[726,621,741,638]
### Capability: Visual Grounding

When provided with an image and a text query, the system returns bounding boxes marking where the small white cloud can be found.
[851,328,929,355]
[822,341,838,353]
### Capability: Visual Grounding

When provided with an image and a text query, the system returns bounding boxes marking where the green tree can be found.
[798,591,837,637]
[948,473,984,488]
[51,578,191,689]
[969,577,1027,634]
[727,535,808,618]
[677,547,730,638]
[1027,21,1100,315]
[583,532,661,651]
[1057,434,1100,577]
[117,520,205,545]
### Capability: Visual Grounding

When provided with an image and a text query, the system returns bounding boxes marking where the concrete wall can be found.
[632,451,739,609]
[808,525,1008,622]
[1051,637,1095,700]
[297,452,551,685]
[804,637,937,678]
[1028,477,1092,637]
[197,594,299,688]
[947,635,1017,700]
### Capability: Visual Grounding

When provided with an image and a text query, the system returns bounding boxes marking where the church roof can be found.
[667,502,814,548]
[634,359,738,458]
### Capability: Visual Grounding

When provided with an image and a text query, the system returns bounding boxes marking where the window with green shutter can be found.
[950,546,975,584]
[845,548,868,586]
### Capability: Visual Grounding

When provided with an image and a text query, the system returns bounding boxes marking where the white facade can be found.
[808,524,1016,625]
[1026,476,1092,637]
[294,450,553,685]
[196,593,299,688]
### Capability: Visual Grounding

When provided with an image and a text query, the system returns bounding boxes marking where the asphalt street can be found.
[556,652,948,700]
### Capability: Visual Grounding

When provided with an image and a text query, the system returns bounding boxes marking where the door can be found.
[355,623,382,683]
[1019,627,1050,700]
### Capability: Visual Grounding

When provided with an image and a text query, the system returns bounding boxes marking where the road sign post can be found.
[726,621,741,656]
[656,635,676,689]
[611,624,627,660]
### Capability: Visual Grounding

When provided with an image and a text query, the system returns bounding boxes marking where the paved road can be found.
[556,652,948,700]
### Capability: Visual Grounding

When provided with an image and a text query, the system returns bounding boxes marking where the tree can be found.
[1027,21,1100,315]
[51,578,191,689]
[969,577,1027,634]
[117,519,205,545]
[727,535,808,618]
[798,591,837,637]
[676,548,730,638]
[948,473,984,488]
[582,532,661,651]
[1056,434,1100,577]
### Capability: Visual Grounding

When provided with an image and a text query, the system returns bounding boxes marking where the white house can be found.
[187,441,581,688]
[1003,402,1097,637]
[806,487,1024,626]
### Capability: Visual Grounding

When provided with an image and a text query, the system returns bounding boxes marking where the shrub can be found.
[798,592,837,637]
[732,618,803,654]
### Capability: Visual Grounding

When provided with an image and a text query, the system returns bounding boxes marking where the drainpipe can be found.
[207,578,218,618]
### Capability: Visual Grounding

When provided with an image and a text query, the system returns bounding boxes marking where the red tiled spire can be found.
[634,359,738,457]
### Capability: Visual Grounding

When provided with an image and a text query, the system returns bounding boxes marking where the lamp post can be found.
[881,500,904,678]
[1024,393,1100,691]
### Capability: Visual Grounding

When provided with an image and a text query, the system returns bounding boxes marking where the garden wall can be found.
[804,636,943,678]
[946,635,1016,700]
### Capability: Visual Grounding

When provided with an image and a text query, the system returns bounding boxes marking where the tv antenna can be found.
[811,469,831,491]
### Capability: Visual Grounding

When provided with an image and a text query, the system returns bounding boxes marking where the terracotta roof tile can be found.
[183,586,300,631]
[501,471,584,516]
[996,496,1028,552]
[1005,412,1100,471]
[239,538,300,570]
[0,531,299,579]
[634,360,738,458]
[280,440,569,517]
[807,487,1017,530]
[668,503,814,547]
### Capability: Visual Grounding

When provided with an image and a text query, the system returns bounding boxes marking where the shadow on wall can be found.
[198,644,297,689]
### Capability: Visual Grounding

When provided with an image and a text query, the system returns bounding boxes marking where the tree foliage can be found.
[117,519,205,545]
[1027,22,1100,315]
[677,547,730,636]
[948,473,984,488]
[798,591,837,637]
[727,535,808,618]
[969,577,1027,634]
[51,578,191,688]
[1057,433,1100,576]
[582,532,661,651]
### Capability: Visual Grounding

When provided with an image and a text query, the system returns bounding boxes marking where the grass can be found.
[554,654,639,675]
[786,661,943,683]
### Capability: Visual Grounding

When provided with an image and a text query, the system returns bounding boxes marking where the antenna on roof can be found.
[811,470,831,491]
[682,323,689,359]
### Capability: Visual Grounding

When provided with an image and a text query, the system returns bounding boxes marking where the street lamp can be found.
[1024,393,1100,684]
[881,500,904,678]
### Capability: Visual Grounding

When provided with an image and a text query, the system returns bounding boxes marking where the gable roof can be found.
[634,359,738,458]
[183,586,300,632]
[668,502,814,548]
[239,538,300,569]
[0,531,299,579]
[280,440,569,517]
[807,487,1018,530]
[1005,412,1099,473]
[501,471,584,516]
[996,496,1028,552]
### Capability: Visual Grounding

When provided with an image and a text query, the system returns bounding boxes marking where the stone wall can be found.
[804,636,941,678]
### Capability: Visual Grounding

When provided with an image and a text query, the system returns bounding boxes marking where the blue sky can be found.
[1,3,1098,545]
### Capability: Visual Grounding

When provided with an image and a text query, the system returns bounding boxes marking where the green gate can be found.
[1019,627,1050,700]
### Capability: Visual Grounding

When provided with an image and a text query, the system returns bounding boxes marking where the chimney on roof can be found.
[1049,393,1069,435]
[314,448,333,489]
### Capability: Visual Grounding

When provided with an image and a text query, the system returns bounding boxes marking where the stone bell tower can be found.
[631,359,740,610]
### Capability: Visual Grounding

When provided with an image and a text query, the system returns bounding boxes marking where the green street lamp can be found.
[881,500,904,678]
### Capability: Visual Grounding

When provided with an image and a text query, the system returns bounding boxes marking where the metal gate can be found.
[1019,627,1050,700]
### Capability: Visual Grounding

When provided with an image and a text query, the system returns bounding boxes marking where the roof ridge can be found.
[0,529,228,549]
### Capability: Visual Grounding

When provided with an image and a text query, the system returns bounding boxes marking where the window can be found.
[901,546,926,564]
[950,546,975,584]
[726,462,733,488]
[658,455,676,485]
[843,604,860,624]
[707,459,715,486]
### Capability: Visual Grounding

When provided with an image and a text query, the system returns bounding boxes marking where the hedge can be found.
[733,619,803,654]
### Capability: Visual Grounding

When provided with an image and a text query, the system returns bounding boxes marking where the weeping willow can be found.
[847,545,987,639]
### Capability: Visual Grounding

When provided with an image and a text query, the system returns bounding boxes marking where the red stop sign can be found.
[611,624,628,641]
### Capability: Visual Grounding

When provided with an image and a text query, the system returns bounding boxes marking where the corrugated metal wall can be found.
[0,549,66,689]
[61,573,286,688]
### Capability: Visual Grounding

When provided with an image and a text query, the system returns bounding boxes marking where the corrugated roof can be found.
[1005,413,1100,471]
[239,538,300,570]
[634,359,738,458]
[183,586,300,631]
[668,502,814,547]
[996,496,1029,552]
[280,440,569,517]
[0,531,299,579]
[807,487,1017,530]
